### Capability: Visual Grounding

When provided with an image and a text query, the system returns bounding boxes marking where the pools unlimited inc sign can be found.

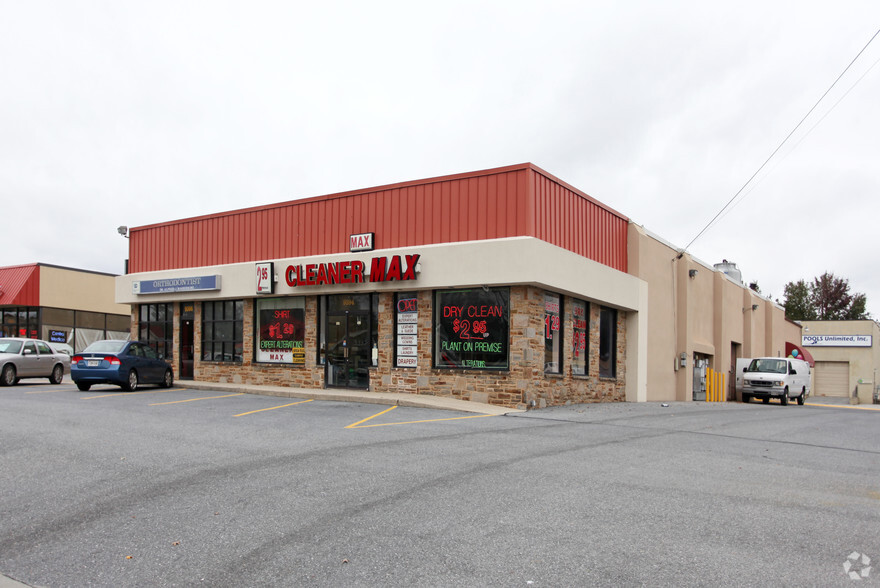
[802,334,872,347]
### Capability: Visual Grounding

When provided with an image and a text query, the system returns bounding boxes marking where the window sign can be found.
[256,297,305,365]
[571,300,588,376]
[396,293,419,368]
[49,330,68,343]
[434,287,509,370]
[544,292,562,374]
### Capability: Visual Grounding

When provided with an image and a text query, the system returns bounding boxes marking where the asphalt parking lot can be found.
[1,382,879,587]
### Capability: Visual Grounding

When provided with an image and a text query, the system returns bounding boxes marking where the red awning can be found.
[0,264,41,306]
[785,341,815,367]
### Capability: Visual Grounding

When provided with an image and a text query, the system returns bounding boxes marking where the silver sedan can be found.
[0,337,71,386]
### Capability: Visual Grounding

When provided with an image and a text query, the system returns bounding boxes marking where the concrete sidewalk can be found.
[176,380,522,416]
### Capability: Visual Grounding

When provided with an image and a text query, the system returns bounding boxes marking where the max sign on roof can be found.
[285,254,420,287]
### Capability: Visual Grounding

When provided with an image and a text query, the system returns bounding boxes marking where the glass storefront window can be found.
[202,300,243,362]
[255,297,306,365]
[433,287,509,370]
[544,292,562,374]
[599,306,617,378]
[571,300,588,376]
[139,303,174,360]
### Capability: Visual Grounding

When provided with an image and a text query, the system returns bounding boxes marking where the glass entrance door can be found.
[326,309,371,388]
[179,302,194,380]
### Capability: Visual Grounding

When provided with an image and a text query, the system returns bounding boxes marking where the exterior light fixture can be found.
[117,226,129,238]
[688,269,698,278]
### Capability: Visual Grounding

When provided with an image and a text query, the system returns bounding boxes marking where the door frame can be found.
[323,295,373,389]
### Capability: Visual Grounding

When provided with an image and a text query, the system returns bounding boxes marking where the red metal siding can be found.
[128,163,628,274]
[0,264,41,306]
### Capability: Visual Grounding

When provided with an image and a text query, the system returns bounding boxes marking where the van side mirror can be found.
[742,367,747,373]
[790,368,797,375]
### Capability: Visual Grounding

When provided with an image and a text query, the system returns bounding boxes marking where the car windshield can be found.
[747,359,787,374]
[83,340,128,354]
[0,340,23,354]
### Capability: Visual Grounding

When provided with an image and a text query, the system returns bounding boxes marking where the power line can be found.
[712,51,880,229]
[677,27,880,258]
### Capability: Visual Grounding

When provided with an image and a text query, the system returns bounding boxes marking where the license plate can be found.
[87,360,100,367]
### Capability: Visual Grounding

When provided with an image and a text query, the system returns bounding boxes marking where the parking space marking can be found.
[805,402,880,411]
[345,405,398,428]
[345,405,497,429]
[80,388,185,400]
[150,393,245,406]
[26,387,75,394]
[233,399,314,417]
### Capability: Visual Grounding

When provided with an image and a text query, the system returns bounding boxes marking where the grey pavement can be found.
[176,379,522,415]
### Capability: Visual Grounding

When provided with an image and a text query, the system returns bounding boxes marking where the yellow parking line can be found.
[345,405,397,429]
[349,414,496,429]
[234,399,314,417]
[80,388,183,400]
[805,402,880,411]
[150,393,244,406]
[345,405,498,429]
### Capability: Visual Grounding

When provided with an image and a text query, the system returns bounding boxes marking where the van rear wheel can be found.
[797,390,805,405]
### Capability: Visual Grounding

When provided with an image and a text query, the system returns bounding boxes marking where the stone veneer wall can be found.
[133,285,626,409]
[373,286,626,408]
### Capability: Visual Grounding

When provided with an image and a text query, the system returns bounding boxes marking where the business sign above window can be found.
[133,275,221,295]
[802,335,872,347]
[256,262,275,294]
[285,254,420,288]
[350,232,375,252]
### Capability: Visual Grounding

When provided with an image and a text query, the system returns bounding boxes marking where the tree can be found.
[782,272,870,320]
[783,280,816,320]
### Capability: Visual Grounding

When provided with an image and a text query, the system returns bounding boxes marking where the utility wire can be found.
[712,51,880,228]
[677,27,880,258]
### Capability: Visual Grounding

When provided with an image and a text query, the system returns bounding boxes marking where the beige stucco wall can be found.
[39,265,130,315]
[628,223,798,402]
[800,320,880,404]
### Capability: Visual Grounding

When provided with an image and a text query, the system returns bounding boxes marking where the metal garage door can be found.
[814,361,849,397]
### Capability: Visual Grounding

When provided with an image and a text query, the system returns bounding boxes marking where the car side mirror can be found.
[23,349,34,355]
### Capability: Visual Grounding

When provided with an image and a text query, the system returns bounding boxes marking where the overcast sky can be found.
[2,2,879,317]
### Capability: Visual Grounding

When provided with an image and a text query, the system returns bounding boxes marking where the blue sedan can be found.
[71,340,173,392]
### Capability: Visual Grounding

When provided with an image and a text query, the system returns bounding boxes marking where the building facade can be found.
[0,263,131,351]
[800,320,880,403]
[116,163,802,408]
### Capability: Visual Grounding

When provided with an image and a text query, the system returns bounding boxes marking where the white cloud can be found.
[2,0,879,314]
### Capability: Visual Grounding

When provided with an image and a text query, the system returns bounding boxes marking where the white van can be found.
[736,357,811,405]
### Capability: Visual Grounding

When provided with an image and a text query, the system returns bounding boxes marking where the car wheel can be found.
[123,369,139,392]
[781,387,789,406]
[797,390,805,405]
[161,368,174,388]
[742,394,750,403]
[76,382,91,391]
[762,397,770,404]
[0,364,16,387]
[49,364,64,385]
